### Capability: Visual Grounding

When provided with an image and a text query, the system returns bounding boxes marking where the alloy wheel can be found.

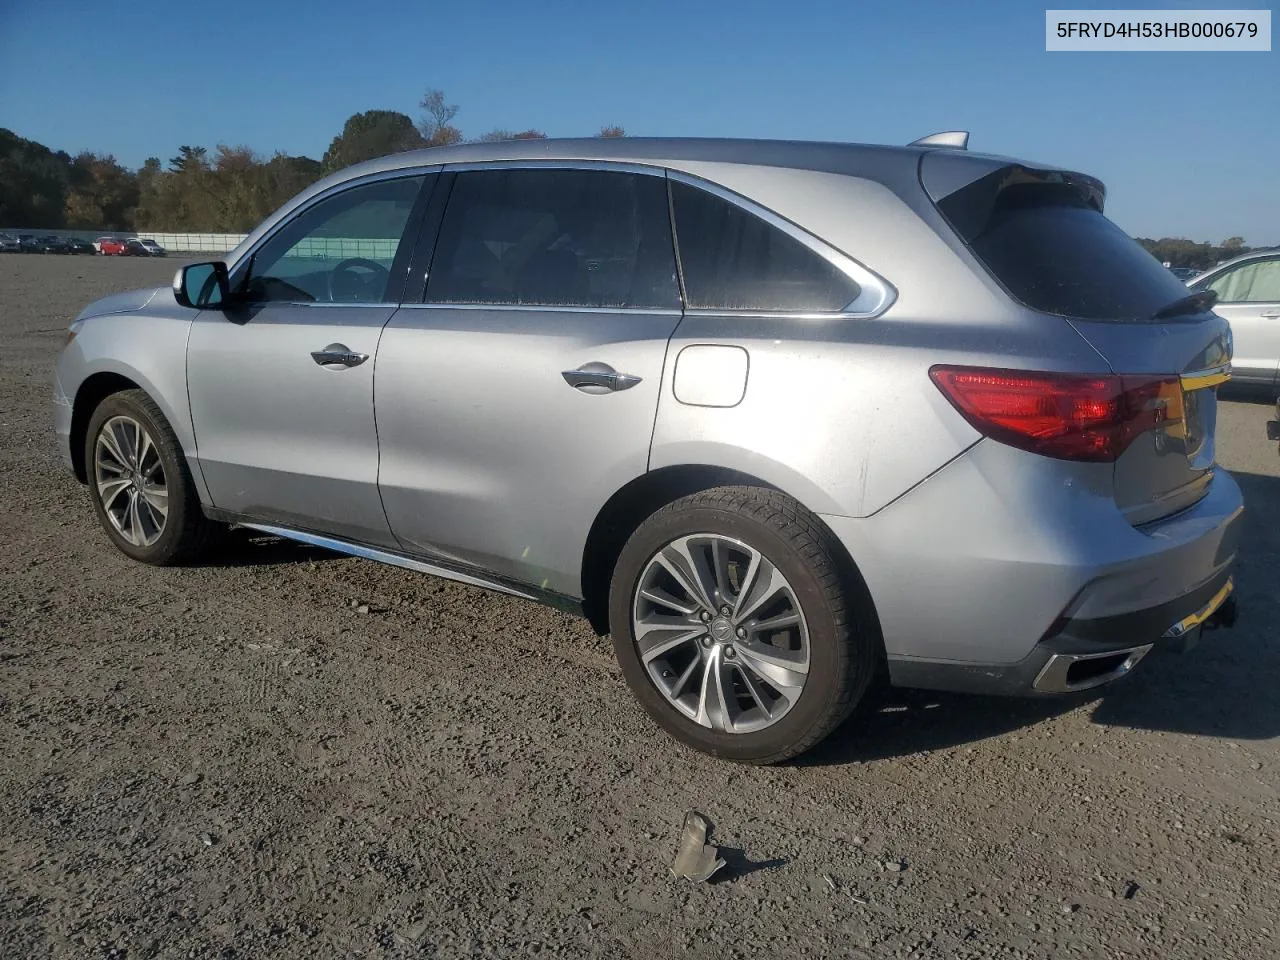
[94,415,168,547]
[631,533,810,734]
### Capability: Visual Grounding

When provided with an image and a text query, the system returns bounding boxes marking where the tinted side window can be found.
[1204,259,1280,303]
[246,175,425,304]
[669,181,860,312]
[426,169,679,309]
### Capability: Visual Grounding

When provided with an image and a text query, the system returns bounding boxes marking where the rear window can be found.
[936,166,1191,322]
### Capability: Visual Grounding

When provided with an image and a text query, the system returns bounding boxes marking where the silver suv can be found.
[54,136,1243,762]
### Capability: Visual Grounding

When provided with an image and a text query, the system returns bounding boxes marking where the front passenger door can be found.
[188,173,431,546]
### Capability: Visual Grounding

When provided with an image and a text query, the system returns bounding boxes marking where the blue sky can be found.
[1,0,1276,242]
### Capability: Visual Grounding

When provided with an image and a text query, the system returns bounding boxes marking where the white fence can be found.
[137,232,248,254]
[4,230,400,259]
[145,234,400,260]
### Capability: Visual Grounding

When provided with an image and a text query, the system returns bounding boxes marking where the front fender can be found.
[57,307,207,503]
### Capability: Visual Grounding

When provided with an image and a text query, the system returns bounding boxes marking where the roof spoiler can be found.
[909,131,969,150]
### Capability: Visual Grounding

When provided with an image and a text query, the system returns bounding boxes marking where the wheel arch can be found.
[579,464,878,638]
[70,371,143,482]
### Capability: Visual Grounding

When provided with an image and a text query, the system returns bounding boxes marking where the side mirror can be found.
[173,261,230,308]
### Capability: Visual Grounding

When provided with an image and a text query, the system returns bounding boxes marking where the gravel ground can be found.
[1,253,1278,959]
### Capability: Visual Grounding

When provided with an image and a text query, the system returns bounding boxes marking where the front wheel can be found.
[608,486,881,764]
[85,389,223,565]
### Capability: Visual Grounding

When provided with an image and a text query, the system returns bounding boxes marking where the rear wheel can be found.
[608,486,881,764]
[85,389,222,565]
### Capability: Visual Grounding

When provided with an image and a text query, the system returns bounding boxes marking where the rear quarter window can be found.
[669,181,860,313]
[936,166,1191,322]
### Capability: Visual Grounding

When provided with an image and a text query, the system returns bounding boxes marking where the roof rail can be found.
[909,131,969,150]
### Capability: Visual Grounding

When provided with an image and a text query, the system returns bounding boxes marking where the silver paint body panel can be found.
[187,302,399,547]
[376,304,680,595]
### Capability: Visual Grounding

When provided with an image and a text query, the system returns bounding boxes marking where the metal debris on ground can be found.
[670,811,726,883]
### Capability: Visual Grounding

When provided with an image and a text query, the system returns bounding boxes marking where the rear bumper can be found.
[820,437,1244,695]
[886,571,1238,696]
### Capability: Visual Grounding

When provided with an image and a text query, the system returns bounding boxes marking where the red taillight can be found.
[929,366,1183,462]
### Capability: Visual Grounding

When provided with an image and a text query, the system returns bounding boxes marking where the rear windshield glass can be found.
[936,167,1191,322]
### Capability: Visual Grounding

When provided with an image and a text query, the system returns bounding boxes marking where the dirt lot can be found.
[1,253,1277,959]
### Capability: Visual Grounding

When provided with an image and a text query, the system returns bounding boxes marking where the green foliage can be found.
[0,128,71,227]
[323,111,425,173]
[65,153,139,229]
[477,129,549,142]
[4,88,638,232]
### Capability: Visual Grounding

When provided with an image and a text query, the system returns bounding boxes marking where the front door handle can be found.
[562,362,643,394]
[1260,310,1280,319]
[311,343,369,369]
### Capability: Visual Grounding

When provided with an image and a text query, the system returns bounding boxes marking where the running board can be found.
[239,522,543,603]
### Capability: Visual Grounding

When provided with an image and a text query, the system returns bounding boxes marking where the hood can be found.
[76,286,165,321]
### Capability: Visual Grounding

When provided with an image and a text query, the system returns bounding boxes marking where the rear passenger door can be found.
[375,165,682,598]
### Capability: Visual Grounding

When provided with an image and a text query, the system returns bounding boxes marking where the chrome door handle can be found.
[311,343,369,368]
[561,362,642,394]
[1260,310,1280,318]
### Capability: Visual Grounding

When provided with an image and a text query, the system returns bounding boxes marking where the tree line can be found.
[1134,236,1262,271]
[0,94,1266,258]
[0,89,624,233]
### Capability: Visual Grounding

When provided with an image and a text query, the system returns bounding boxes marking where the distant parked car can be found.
[1169,266,1200,281]
[18,234,40,252]
[0,233,20,253]
[124,237,166,257]
[96,237,128,256]
[34,235,69,254]
[63,237,95,255]
[1189,250,1280,388]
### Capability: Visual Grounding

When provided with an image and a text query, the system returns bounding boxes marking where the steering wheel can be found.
[327,258,390,303]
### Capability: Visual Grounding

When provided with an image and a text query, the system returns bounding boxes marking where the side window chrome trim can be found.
[226,166,442,289]
[276,301,402,309]
[397,302,683,317]
[666,170,896,319]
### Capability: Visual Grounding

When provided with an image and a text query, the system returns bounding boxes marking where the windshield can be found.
[935,165,1193,322]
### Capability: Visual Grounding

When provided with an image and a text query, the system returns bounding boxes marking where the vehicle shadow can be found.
[801,469,1280,767]
[191,529,340,569]
[1219,382,1277,404]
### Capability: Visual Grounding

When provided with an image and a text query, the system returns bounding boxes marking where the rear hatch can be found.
[923,156,1232,525]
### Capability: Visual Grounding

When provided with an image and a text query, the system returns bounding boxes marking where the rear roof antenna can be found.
[909,131,969,150]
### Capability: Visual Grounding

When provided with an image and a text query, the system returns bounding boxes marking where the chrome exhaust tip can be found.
[1033,644,1153,694]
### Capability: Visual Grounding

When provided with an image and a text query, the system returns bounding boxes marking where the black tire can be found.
[608,486,881,764]
[84,389,222,565]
